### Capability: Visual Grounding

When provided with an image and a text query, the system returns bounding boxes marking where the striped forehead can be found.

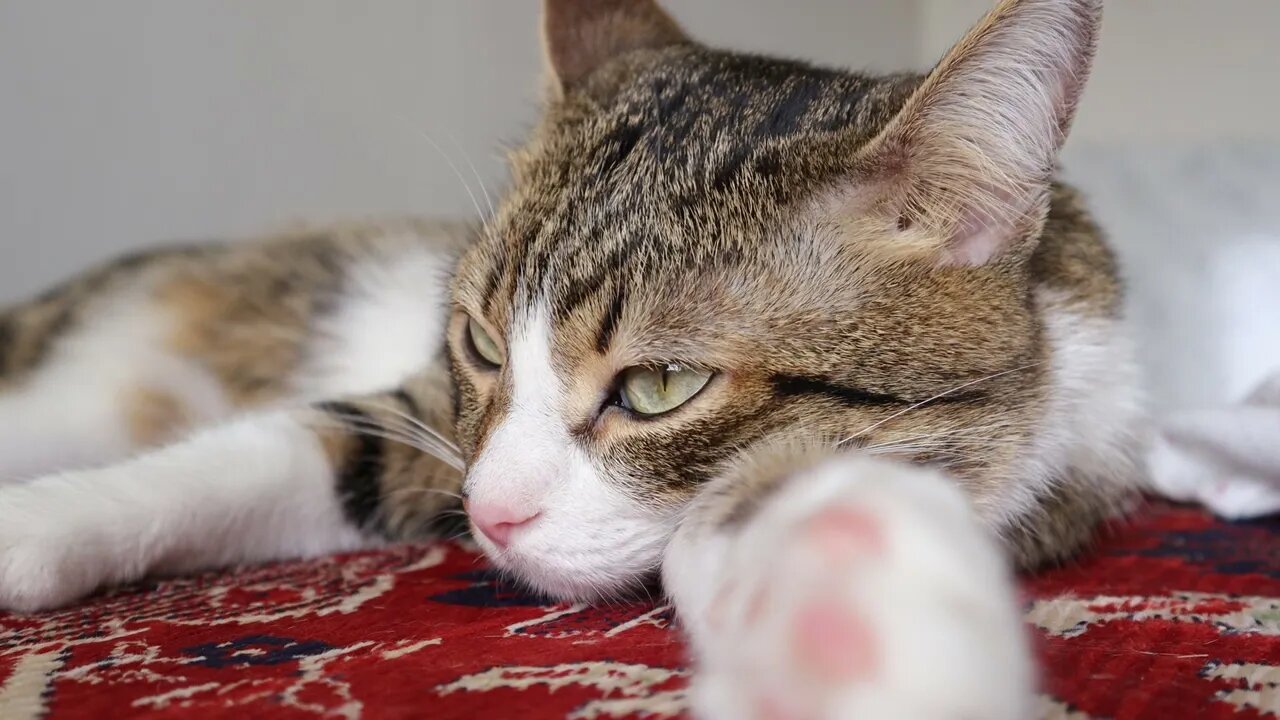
[547,82,889,262]
[468,52,914,331]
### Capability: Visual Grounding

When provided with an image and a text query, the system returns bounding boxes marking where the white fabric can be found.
[1149,371,1280,518]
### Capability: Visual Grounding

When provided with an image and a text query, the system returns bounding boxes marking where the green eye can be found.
[617,363,712,417]
[467,317,504,367]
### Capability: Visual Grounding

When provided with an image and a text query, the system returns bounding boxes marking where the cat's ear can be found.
[542,0,689,94]
[848,0,1101,267]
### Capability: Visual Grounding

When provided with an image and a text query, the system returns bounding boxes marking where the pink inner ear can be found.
[863,0,1099,268]
[951,214,1010,267]
[944,181,1030,267]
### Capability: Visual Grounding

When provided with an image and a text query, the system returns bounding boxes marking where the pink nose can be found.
[464,499,540,549]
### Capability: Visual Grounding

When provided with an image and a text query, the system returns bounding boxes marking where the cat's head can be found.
[448,0,1101,599]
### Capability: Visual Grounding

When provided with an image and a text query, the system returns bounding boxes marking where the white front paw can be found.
[672,456,1033,720]
[0,480,120,613]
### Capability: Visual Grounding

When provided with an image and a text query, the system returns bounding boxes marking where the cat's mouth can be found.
[500,556,662,605]
[467,514,671,603]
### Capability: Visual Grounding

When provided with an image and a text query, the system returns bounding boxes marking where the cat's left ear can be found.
[542,0,689,95]
[844,0,1101,267]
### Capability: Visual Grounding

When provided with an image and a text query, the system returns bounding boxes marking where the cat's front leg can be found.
[0,386,462,613]
[665,447,1033,720]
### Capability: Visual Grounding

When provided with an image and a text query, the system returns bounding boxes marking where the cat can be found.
[0,0,1145,717]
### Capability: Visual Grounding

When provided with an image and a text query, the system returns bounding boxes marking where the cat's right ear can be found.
[831,0,1101,269]
[542,0,688,97]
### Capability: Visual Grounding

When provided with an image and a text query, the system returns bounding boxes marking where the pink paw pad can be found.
[803,507,885,561]
[792,600,878,681]
[756,693,806,720]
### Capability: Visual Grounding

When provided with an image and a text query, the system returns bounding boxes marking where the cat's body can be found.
[0,1,1145,717]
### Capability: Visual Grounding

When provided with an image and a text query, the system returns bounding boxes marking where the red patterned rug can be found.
[1,503,1277,719]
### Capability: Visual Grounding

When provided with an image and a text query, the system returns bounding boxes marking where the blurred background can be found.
[1,1,1277,414]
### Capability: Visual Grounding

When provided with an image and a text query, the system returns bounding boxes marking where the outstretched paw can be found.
[0,476,119,613]
[670,455,1032,720]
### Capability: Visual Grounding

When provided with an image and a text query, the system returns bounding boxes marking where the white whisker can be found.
[447,130,496,220]
[382,485,464,503]
[341,407,463,462]
[311,414,465,471]
[389,110,487,222]
[840,361,1043,446]
[362,398,460,452]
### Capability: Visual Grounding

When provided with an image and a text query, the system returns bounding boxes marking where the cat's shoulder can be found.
[1032,182,1122,317]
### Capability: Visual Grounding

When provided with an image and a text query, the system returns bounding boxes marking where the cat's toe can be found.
[0,537,99,613]
[0,487,107,613]
[685,456,1034,720]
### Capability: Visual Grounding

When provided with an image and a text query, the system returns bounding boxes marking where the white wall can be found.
[0,2,542,302]
[0,1,918,304]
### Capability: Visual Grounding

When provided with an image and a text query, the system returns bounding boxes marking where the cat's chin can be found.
[478,544,658,604]
[522,571,657,605]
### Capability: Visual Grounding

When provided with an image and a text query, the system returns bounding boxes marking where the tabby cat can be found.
[0,0,1144,716]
